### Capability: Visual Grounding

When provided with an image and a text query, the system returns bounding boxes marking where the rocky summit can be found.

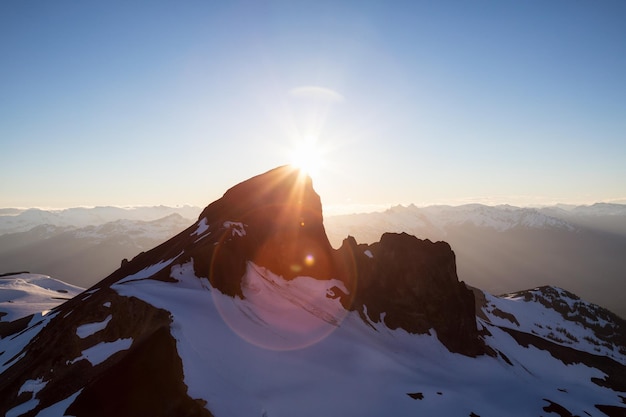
[0,166,625,417]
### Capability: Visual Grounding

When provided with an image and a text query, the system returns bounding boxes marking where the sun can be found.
[289,134,325,178]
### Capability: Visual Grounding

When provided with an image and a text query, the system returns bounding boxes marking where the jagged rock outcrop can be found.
[337,233,483,356]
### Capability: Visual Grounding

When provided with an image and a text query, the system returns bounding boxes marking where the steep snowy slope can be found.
[108,260,626,417]
[0,166,624,417]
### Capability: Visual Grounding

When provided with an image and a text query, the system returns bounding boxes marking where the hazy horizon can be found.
[2,198,626,218]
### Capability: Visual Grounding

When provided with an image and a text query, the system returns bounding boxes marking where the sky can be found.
[1,1,625,214]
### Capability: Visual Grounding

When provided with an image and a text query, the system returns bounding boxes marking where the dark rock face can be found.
[196,165,337,296]
[337,233,483,356]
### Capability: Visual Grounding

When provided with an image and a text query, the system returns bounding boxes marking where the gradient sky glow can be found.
[1,1,625,213]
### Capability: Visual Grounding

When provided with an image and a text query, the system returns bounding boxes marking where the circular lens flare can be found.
[212,261,349,351]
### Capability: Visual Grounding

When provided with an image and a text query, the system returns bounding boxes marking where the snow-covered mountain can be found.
[552,202,626,217]
[0,273,84,323]
[325,204,626,319]
[477,285,626,365]
[539,203,626,236]
[325,203,578,245]
[0,166,624,417]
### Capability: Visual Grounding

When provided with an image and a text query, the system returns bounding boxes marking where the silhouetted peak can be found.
[199,165,318,223]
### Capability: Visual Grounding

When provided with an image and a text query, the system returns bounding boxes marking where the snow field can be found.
[113,259,626,416]
[0,274,83,322]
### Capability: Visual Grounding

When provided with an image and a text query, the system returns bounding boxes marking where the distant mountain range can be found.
[0,167,624,417]
[0,209,199,289]
[0,206,201,235]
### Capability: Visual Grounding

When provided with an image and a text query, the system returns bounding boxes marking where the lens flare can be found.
[212,261,350,351]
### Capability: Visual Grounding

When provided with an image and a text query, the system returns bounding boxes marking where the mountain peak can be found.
[196,165,335,292]
[199,165,317,222]
[98,165,335,297]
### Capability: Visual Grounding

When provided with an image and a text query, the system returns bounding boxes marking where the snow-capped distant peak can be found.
[420,204,575,232]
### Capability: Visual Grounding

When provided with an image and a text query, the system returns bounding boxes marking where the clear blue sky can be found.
[1,1,625,212]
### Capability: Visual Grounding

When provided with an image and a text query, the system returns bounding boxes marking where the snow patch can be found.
[6,398,39,417]
[0,312,59,373]
[34,389,83,417]
[192,218,210,237]
[8,377,49,416]
[69,338,133,366]
[18,377,48,396]
[116,256,179,284]
[76,315,112,339]
[223,221,246,237]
